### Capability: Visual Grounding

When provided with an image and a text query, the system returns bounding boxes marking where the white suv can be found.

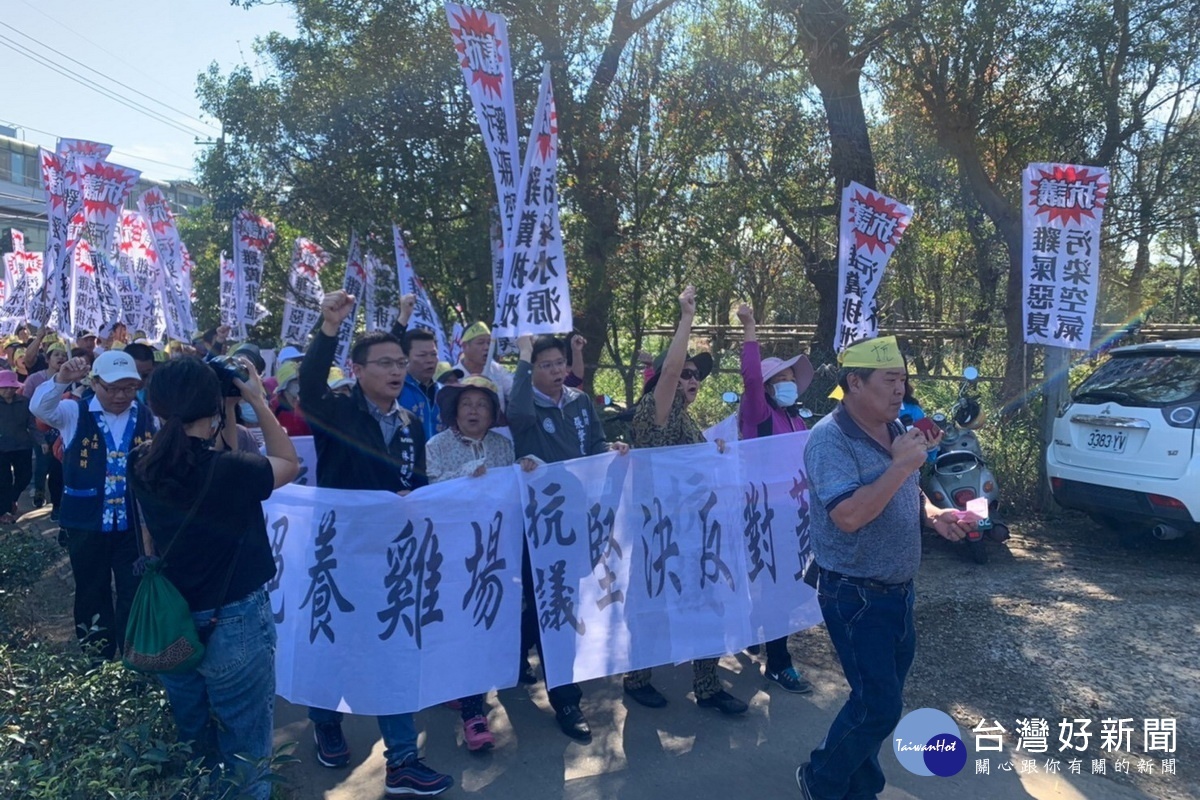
[1046,338,1200,540]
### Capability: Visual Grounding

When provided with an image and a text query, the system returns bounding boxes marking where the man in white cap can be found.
[454,321,513,410]
[31,350,156,662]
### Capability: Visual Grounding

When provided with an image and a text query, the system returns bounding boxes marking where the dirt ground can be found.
[13,504,1200,799]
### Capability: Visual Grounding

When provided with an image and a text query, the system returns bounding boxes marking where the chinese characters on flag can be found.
[1022,163,1109,349]
[2,229,43,333]
[280,237,331,346]
[232,210,277,338]
[834,181,913,351]
[334,233,366,369]
[138,187,196,341]
[393,225,451,361]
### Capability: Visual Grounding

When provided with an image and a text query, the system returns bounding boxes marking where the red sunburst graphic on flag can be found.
[451,8,506,99]
[1029,164,1108,226]
[849,189,909,255]
[536,99,558,162]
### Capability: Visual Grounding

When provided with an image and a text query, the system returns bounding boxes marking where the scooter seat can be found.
[933,450,981,475]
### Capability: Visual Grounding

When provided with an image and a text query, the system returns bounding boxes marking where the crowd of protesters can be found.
[2,281,972,799]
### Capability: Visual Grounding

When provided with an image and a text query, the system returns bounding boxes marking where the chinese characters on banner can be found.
[59,140,113,332]
[834,181,913,350]
[138,188,196,341]
[446,3,520,303]
[2,230,43,333]
[69,240,105,335]
[264,431,821,712]
[280,238,331,346]
[494,66,571,338]
[334,233,366,369]
[232,210,277,337]
[1021,163,1109,348]
[363,249,399,333]
[219,250,239,336]
[31,149,67,328]
[392,225,451,361]
[265,470,525,715]
[78,158,141,333]
[117,211,163,339]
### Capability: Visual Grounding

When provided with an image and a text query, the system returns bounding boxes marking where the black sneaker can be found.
[49,507,59,522]
[385,756,453,796]
[555,705,591,741]
[313,722,350,768]
[696,689,748,715]
[624,683,668,708]
[33,491,44,509]
[766,667,814,694]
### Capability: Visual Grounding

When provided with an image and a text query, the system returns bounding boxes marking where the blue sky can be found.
[1,0,297,182]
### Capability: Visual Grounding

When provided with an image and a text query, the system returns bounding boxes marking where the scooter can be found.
[919,366,1010,564]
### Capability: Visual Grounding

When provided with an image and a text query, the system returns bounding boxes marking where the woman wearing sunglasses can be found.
[621,285,750,716]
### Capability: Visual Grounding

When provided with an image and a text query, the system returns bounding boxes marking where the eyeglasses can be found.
[458,400,493,412]
[535,358,567,371]
[364,358,409,371]
[95,381,140,397]
[679,369,702,381]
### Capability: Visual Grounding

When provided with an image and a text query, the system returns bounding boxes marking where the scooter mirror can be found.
[722,391,740,404]
[963,366,980,382]
[600,394,613,407]
[799,407,813,419]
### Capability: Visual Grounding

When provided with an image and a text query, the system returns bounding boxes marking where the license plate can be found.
[1085,428,1127,454]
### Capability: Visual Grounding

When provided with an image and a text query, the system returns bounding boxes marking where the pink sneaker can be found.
[462,715,495,752]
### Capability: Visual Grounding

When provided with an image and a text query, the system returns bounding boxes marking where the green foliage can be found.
[0,531,57,619]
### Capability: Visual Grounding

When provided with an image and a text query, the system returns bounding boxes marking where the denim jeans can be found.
[159,588,277,800]
[807,574,916,800]
[307,706,417,767]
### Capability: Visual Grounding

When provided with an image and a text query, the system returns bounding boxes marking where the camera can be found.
[208,355,249,397]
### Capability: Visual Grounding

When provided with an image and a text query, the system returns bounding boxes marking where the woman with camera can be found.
[130,356,298,799]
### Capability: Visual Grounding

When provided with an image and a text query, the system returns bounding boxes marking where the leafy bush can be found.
[0,529,59,620]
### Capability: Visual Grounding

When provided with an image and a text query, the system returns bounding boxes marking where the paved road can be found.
[274,651,1154,800]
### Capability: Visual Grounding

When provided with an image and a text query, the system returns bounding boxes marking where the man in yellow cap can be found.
[796,335,976,800]
[453,321,513,411]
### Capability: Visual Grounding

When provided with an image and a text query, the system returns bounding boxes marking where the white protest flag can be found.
[219,250,240,336]
[280,238,331,346]
[392,225,450,360]
[117,211,162,338]
[446,5,520,248]
[69,239,105,335]
[31,148,68,329]
[58,140,113,329]
[232,210,276,333]
[79,158,141,332]
[138,188,195,341]
[448,320,464,366]
[334,233,367,369]
[265,470,524,715]
[3,230,43,326]
[833,181,913,351]
[1022,163,1109,349]
[363,249,399,333]
[494,66,571,338]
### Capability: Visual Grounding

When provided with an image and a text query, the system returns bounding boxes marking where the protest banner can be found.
[33,149,68,329]
[264,432,820,711]
[280,238,331,346]
[232,210,276,335]
[333,233,366,369]
[118,211,165,340]
[493,66,571,338]
[2,230,42,331]
[363,248,399,333]
[1022,163,1109,349]
[138,188,195,341]
[219,250,238,335]
[392,225,451,360]
[834,181,913,350]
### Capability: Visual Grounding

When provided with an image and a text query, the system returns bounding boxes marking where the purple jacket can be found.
[739,340,808,440]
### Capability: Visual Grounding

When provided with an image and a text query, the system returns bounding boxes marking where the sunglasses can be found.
[679,369,702,381]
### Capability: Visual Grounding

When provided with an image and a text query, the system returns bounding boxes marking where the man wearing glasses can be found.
[31,350,156,662]
[296,289,453,796]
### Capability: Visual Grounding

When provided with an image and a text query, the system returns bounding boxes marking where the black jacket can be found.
[0,394,36,452]
[298,330,427,492]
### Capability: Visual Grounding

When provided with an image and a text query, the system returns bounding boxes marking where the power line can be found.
[0,35,213,140]
[0,19,220,135]
[17,0,209,114]
[2,121,196,173]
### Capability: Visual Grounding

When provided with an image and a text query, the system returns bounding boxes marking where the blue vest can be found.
[61,399,155,532]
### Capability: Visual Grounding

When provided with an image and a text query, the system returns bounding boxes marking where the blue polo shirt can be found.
[803,404,922,584]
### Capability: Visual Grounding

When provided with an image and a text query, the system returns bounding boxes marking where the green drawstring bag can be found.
[123,559,206,674]
[123,458,217,675]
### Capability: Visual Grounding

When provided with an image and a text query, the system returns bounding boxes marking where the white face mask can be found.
[772,380,799,407]
[239,401,259,425]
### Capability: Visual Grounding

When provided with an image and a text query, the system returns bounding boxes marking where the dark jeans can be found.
[32,444,49,496]
[64,527,141,660]
[765,635,794,675]
[47,456,63,509]
[807,573,916,800]
[521,544,582,711]
[0,448,32,510]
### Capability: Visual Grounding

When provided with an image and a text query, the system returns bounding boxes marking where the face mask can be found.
[239,401,259,425]
[772,381,798,407]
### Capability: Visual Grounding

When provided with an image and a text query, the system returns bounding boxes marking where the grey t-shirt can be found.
[804,404,922,584]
